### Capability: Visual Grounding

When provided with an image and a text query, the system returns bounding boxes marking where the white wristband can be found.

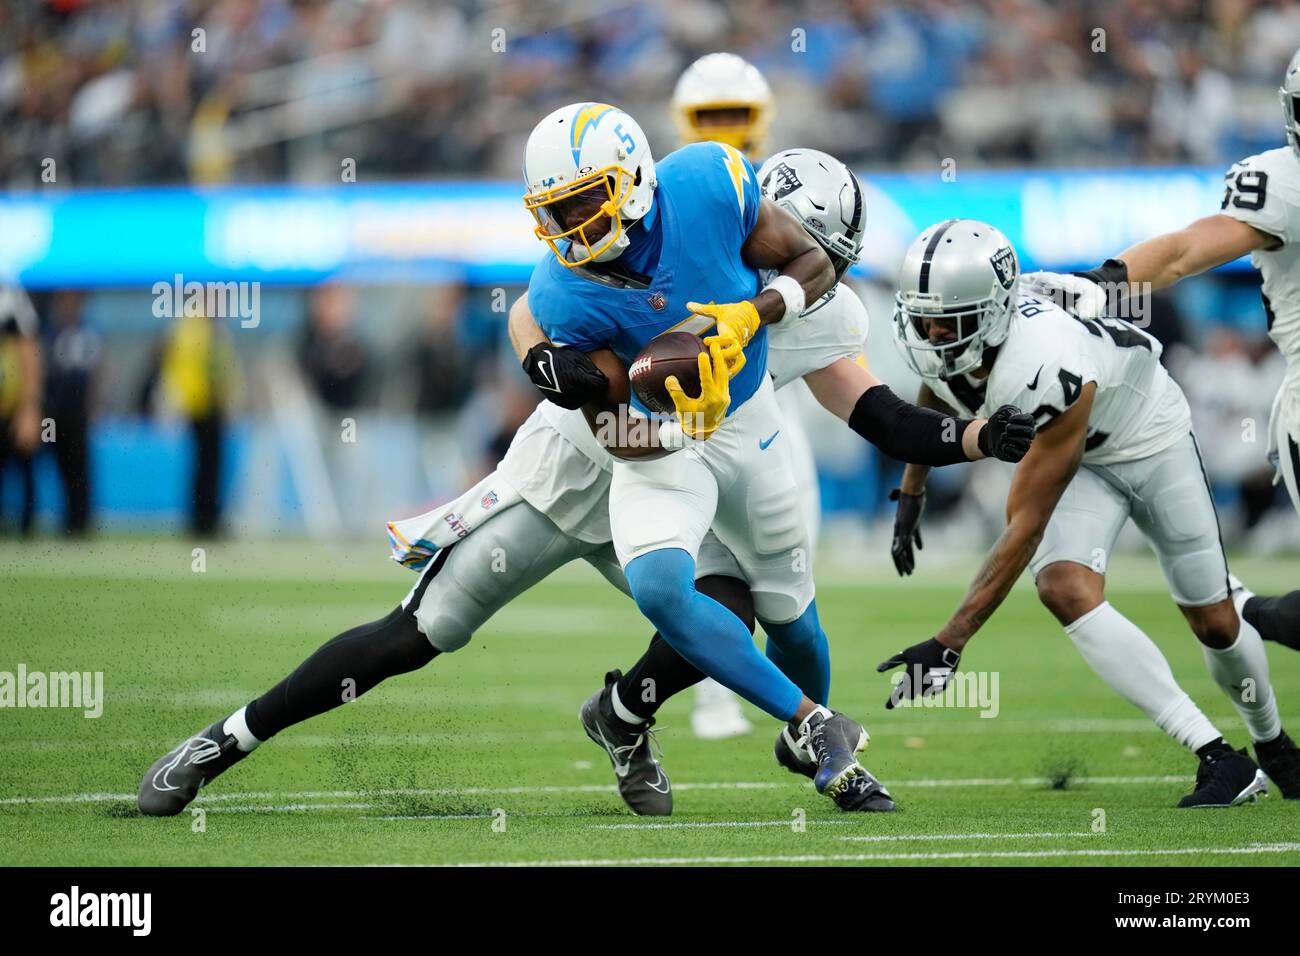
[762,274,806,324]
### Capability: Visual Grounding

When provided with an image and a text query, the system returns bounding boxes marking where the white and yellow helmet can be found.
[670,52,773,158]
[522,102,656,268]
[1281,46,1300,162]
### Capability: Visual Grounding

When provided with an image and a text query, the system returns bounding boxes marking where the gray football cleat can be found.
[137,718,249,817]
[580,670,672,816]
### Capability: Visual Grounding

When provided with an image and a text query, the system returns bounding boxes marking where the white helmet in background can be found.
[757,148,865,284]
[671,52,773,157]
[893,219,1020,381]
[522,102,656,268]
[1281,46,1300,162]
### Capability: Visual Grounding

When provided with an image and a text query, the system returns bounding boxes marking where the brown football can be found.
[628,331,707,415]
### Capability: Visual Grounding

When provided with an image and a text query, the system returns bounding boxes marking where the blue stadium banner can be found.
[0,166,1234,288]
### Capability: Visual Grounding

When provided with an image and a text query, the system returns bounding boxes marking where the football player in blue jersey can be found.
[521,101,881,807]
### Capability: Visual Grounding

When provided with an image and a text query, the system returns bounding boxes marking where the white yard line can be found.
[592,821,1100,839]
[428,844,1300,867]
[7,716,1280,750]
[836,831,1098,842]
[0,775,1196,808]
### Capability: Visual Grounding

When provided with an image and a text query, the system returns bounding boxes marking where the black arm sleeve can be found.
[847,385,976,465]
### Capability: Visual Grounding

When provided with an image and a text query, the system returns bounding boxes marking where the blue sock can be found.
[624,548,804,721]
[762,600,831,706]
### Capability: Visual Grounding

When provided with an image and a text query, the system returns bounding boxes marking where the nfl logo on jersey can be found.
[481,491,499,510]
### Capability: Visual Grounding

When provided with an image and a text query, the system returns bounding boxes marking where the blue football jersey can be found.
[528,141,766,415]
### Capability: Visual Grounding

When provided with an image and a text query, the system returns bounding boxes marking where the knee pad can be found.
[626,549,695,624]
[413,603,475,654]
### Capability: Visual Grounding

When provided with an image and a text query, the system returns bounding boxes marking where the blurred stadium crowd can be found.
[4,0,1300,185]
[0,0,1297,550]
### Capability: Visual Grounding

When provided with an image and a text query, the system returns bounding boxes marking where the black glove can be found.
[522,343,609,410]
[1073,258,1128,288]
[977,404,1037,463]
[877,638,961,709]
[888,487,925,576]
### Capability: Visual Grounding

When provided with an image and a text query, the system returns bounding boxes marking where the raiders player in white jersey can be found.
[134,154,1033,820]
[884,218,1300,807]
[1066,46,1300,665]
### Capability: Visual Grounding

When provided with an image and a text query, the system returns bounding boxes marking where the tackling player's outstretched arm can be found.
[934,382,1095,652]
[1107,214,1278,291]
[803,356,1035,466]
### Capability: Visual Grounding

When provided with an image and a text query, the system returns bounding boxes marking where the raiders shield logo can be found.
[762,161,803,201]
[990,247,1018,290]
[647,291,667,311]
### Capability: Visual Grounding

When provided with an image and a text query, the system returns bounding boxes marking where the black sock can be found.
[1243,592,1300,650]
[1195,737,1233,759]
[616,574,754,721]
[244,604,437,741]
[617,633,705,721]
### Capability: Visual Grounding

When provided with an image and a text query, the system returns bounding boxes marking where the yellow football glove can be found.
[688,300,762,350]
[706,334,746,378]
[664,340,732,440]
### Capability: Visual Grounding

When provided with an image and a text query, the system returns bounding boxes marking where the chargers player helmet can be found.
[671,53,773,157]
[894,219,1020,381]
[1281,46,1300,162]
[757,148,865,284]
[523,103,656,268]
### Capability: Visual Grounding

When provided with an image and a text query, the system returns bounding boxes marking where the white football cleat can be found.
[691,678,753,740]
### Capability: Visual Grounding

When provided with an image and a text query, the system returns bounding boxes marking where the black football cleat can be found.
[137,718,250,816]
[777,720,895,810]
[1177,747,1268,808]
[580,670,672,816]
[833,768,897,812]
[1255,731,1300,799]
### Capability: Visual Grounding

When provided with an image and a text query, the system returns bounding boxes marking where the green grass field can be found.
[2,539,1299,867]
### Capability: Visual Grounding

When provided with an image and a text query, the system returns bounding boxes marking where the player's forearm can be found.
[900,462,930,495]
[751,247,835,325]
[1116,215,1273,292]
[1114,232,1197,291]
[848,387,983,465]
[935,514,1046,651]
[581,404,668,460]
[507,293,546,361]
[806,358,985,465]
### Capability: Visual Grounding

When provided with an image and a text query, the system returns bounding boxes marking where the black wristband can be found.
[848,386,976,466]
[1075,258,1128,287]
